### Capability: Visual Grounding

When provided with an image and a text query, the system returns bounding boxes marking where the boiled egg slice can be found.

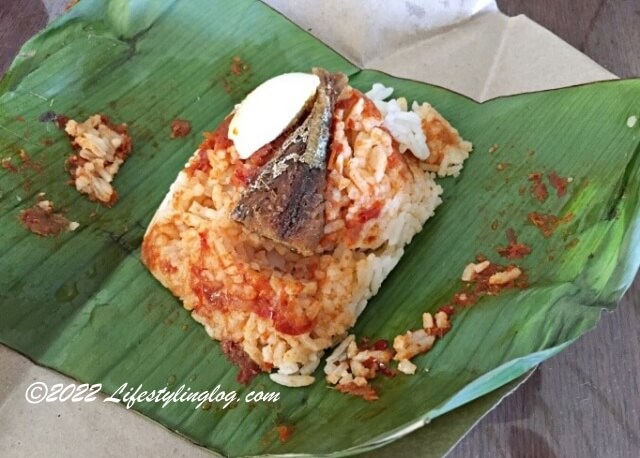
[228,72,320,159]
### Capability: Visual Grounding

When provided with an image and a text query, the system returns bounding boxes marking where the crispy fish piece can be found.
[231,68,347,256]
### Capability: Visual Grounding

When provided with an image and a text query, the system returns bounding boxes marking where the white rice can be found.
[366,83,430,160]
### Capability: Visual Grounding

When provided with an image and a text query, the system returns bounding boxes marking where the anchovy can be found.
[231,68,347,256]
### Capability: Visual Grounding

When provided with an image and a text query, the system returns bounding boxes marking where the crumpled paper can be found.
[267,0,497,66]
[266,0,613,101]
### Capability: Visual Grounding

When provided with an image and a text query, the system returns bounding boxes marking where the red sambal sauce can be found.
[528,172,549,203]
[362,356,397,378]
[358,337,390,351]
[161,260,178,275]
[187,116,234,176]
[335,382,379,401]
[356,201,383,224]
[528,211,573,237]
[19,204,70,237]
[548,171,570,197]
[231,142,276,187]
[276,425,294,443]
[221,340,261,384]
[497,228,532,260]
[438,305,455,316]
[272,296,315,336]
[170,119,192,138]
[342,201,383,245]
[199,232,209,251]
[229,123,294,188]
[190,266,225,311]
[387,141,410,171]
[336,89,381,130]
[1,158,18,173]
[361,92,382,118]
[190,265,315,336]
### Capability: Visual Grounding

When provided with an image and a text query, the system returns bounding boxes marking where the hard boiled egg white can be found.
[228,73,320,159]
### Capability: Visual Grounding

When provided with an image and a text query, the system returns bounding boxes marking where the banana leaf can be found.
[1,0,639,456]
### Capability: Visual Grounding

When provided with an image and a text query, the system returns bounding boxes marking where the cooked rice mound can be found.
[141,82,472,385]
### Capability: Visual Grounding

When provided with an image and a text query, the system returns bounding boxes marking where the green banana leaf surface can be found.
[1,0,639,456]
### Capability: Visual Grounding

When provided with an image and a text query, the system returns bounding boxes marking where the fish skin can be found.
[232,68,347,256]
